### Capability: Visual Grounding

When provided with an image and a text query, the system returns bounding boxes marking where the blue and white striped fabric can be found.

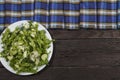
[0,0,119,29]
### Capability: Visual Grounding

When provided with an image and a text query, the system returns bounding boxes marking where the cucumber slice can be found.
[41,54,47,61]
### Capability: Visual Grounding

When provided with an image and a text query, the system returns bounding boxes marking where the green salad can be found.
[0,21,53,74]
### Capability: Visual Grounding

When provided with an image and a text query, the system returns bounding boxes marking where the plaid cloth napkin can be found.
[0,0,119,30]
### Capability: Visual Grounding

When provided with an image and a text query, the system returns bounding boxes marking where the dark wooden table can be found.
[1,30,120,80]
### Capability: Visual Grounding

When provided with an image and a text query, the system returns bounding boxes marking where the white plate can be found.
[0,20,53,75]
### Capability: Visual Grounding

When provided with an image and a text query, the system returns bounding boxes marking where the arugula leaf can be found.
[0,21,53,74]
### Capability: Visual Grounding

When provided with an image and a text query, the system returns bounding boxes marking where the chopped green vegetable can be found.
[41,54,48,61]
[0,21,53,74]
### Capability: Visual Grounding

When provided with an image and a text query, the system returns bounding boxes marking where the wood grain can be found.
[49,30,120,39]
[51,39,120,67]
[1,67,120,80]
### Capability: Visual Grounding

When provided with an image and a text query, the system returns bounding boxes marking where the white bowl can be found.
[0,20,53,75]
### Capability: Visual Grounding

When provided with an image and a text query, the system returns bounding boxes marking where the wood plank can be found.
[1,39,120,67]
[0,67,69,80]
[49,30,120,39]
[1,29,120,39]
[1,67,120,80]
[62,67,120,80]
[51,67,120,80]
